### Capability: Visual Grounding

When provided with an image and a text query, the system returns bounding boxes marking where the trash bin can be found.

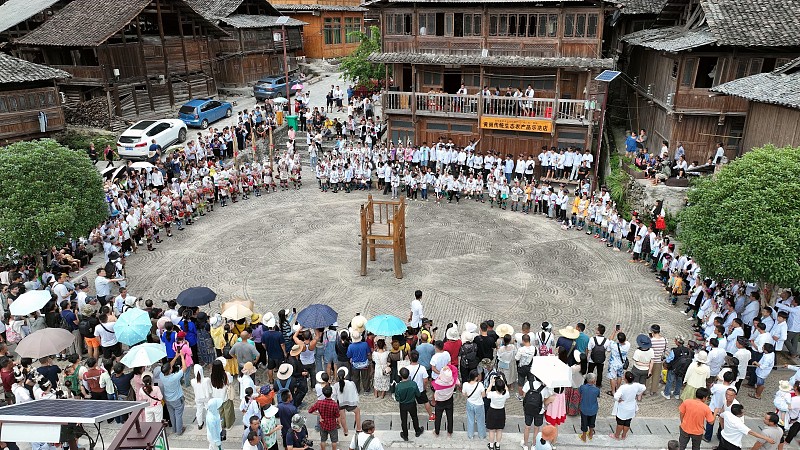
[286,115,298,131]
[276,110,284,126]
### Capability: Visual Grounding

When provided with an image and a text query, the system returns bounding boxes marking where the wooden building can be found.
[273,3,367,59]
[620,0,800,164]
[710,58,800,152]
[185,0,306,87]
[0,0,71,45]
[0,52,69,144]
[12,0,227,123]
[366,0,615,167]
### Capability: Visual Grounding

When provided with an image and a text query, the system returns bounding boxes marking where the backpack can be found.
[459,342,478,370]
[78,316,95,338]
[538,332,553,356]
[591,337,607,363]
[669,347,693,378]
[523,383,545,416]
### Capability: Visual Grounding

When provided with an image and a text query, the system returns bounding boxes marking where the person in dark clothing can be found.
[393,367,424,441]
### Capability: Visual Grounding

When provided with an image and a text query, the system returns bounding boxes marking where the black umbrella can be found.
[176,286,217,307]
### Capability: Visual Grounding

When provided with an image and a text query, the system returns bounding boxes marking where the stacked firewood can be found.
[64,98,114,129]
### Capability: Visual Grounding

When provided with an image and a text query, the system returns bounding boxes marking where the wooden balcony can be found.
[383,92,589,125]
[51,65,106,84]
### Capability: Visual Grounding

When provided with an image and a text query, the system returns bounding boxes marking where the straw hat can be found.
[558,326,580,340]
[350,315,367,333]
[541,425,558,441]
[780,380,792,392]
[351,331,363,342]
[315,371,327,384]
[276,363,294,380]
[289,344,302,357]
[496,324,514,338]
[241,362,257,376]
[445,326,460,341]
[262,312,276,328]
[250,313,262,324]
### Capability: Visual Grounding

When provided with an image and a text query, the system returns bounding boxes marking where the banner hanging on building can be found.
[479,116,553,133]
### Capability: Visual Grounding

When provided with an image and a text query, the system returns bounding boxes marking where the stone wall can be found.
[627,177,688,218]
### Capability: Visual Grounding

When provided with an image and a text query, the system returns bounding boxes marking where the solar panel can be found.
[595,70,621,82]
[0,399,146,424]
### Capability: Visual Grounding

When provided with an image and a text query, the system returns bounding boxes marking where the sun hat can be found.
[262,312,276,328]
[242,362,257,375]
[350,315,367,333]
[694,351,708,364]
[209,313,222,328]
[464,322,478,334]
[177,331,187,339]
[541,424,558,441]
[315,371,327,384]
[636,334,652,350]
[461,330,476,343]
[276,363,294,380]
[479,358,493,369]
[337,366,349,379]
[558,326,580,340]
[289,344,302,357]
[250,313,261,324]
[780,380,792,392]
[291,414,306,431]
[445,326,460,341]
[496,324,514,338]
[435,366,455,388]
[263,405,278,417]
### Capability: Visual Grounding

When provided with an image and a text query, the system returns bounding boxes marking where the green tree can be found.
[0,139,107,259]
[341,26,386,87]
[678,145,800,287]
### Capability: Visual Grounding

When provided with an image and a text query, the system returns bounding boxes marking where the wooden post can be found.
[155,0,175,107]
[176,7,192,99]
[360,205,368,276]
[135,16,155,111]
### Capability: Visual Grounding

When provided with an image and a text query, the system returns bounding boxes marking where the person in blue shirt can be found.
[178,311,198,358]
[416,333,435,372]
[277,390,298,447]
[346,332,370,393]
[159,351,187,435]
[625,131,637,155]
[578,373,601,442]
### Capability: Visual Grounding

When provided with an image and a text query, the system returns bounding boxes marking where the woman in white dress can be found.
[610,371,645,440]
[372,338,390,398]
[336,367,362,436]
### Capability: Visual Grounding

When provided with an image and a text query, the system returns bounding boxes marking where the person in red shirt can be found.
[442,326,462,367]
[81,358,106,400]
[307,385,340,450]
[0,356,15,404]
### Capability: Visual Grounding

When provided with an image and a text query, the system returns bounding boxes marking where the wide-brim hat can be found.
[437,366,455,387]
[351,315,367,333]
[445,326,460,341]
[636,334,652,350]
[289,344,302,357]
[250,313,262,324]
[496,324,514,338]
[277,363,294,380]
[558,326,580,340]
[316,371,326,384]
[351,331,363,342]
[242,362,256,375]
[461,330,476,343]
[291,414,306,431]
[262,312,276,328]
[694,351,708,364]
[541,425,558,441]
[209,313,222,328]
[464,322,478,334]
[263,405,278,417]
[780,380,792,392]
[337,366,349,379]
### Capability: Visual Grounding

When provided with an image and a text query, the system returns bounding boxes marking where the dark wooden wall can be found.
[0,85,65,142]
[742,102,800,153]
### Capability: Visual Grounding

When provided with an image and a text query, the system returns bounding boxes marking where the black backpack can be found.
[78,316,95,338]
[669,347,693,378]
[591,336,607,363]
[523,383,545,416]
[459,342,478,370]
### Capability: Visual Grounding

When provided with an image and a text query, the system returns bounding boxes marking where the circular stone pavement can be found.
[119,184,774,417]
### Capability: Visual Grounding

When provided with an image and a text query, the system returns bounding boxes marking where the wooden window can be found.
[499,14,508,36]
[517,14,527,37]
[587,14,598,37]
[345,17,361,43]
[508,15,517,36]
[0,97,6,113]
[451,124,473,133]
[565,13,594,37]
[575,14,586,37]
[445,13,454,36]
[387,13,411,35]
[489,15,498,36]
[681,58,697,87]
[473,14,481,36]
[547,14,558,37]
[460,14,481,37]
[748,58,763,76]
[694,56,717,88]
[463,14,472,36]
[324,17,342,44]
[418,13,435,36]
[564,14,575,37]
[427,122,448,130]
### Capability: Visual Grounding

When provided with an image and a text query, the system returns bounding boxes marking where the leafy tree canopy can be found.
[678,145,800,287]
[340,26,386,87]
[0,139,107,257]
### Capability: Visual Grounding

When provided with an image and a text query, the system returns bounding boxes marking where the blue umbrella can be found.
[365,315,407,337]
[115,308,152,346]
[121,343,167,368]
[176,286,217,307]
[296,304,337,329]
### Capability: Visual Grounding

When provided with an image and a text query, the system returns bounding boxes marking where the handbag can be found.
[617,343,629,370]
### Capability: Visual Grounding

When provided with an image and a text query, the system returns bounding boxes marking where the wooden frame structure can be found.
[360,194,407,279]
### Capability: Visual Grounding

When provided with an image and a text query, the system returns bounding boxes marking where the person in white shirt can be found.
[772,311,789,352]
[429,342,451,380]
[95,313,121,360]
[713,142,726,165]
[720,404,774,448]
[581,149,594,169]
[113,287,137,316]
[348,420,384,450]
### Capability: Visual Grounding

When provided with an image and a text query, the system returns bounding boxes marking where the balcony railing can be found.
[383,91,590,124]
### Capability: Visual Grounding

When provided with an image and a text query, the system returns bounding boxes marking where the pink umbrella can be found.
[291,83,304,91]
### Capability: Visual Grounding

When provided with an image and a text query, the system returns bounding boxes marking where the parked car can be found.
[117,119,187,160]
[178,98,233,129]
[253,75,300,101]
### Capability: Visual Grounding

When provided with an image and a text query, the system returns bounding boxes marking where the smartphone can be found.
[615,324,621,331]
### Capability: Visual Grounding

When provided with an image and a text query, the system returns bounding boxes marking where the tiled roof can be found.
[702,0,800,47]
[17,0,224,47]
[622,26,716,52]
[710,58,800,110]
[0,0,60,34]
[221,14,306,28]
[184,0,286,27]
[368,52,614,69]
[273,3,367,12]
[0,52,70,84]
[616,0,667,15]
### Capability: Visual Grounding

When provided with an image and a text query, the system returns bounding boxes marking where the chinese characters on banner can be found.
[479,116,553,133]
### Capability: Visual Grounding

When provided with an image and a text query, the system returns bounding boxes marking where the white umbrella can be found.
[221,303,252,321]
[272,97,289,104]
[130,161,155,170]
[121,343,168,368]
[529,356,572,388]
[9,290,52,316]
[15,328,75,358]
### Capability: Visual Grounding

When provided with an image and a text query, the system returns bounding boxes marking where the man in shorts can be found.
[80,306,101,360]
[94,313,121,360]
[308,385,339,450]
[521,377,551,449]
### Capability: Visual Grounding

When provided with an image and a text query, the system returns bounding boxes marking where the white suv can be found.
[117,119,187,160]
